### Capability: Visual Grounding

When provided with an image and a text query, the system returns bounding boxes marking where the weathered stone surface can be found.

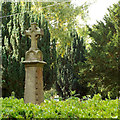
[23,23,46,105]
[24,65,44,104]
[24,67,36,104]
[25,22,44,50]
[25,50,43,61]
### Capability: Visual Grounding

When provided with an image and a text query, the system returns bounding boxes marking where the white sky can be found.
[71,0,119,25]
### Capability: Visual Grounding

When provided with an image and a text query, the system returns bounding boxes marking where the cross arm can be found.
[25,30,31,36]
[35,28,44,36]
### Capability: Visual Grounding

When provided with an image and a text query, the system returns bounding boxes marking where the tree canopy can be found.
[1,1,119,99]
[80,1,120,98]
[31,1,89,55]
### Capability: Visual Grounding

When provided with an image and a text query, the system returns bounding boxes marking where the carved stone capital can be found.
[25,49,43,61]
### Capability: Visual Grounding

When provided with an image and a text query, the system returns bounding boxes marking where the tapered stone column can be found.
[22,23,46,104]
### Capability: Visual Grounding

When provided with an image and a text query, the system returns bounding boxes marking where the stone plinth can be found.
[23,50,46,104]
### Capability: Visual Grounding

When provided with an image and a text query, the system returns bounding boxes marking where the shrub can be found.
[0,94,118,119]
[44,88,58,100]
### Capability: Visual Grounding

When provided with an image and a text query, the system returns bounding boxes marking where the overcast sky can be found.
[71,0,119,25]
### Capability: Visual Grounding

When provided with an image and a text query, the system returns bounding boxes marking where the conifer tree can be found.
[2,2,55,98]
[56,31,88,99]
[84,2,120,98]
[38,20,53,90]
[50,38,57,89]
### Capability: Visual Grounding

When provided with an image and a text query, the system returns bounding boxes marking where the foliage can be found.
[56,31,89,99]
[2,2,57,97]
[44,88,58,100]
[80,2,120,99]
[2,2,26,98]
[1,1,89,99]
[31,1,89,54]
[0,93,118,119]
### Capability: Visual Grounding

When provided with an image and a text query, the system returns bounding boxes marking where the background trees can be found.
[2,2,56,98]
[56,31,88,99]
[1,1,119,99]
[31,1,89,55]
[2,1,89,98]
[81,1,120,99]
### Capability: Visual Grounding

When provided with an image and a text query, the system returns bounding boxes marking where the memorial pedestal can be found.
[23,23,46,105]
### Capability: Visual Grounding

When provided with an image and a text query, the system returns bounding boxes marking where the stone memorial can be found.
[22,22,46,104]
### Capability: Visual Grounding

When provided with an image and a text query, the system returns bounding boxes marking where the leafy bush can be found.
[0,94,118,119]
[44,88,58,100]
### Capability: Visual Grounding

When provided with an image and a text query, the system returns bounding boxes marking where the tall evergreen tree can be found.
[50,38,57,89]
[56,31,88,99]
[2,2,55,98]
[38,20,52,90]
[83,2,120,98]
[71,32,88,98]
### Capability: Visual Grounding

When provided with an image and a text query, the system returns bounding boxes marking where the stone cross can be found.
[25,22,44,50]
[22,23,46,105]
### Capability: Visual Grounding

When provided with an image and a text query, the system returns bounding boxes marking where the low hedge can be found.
[0,94,119,119]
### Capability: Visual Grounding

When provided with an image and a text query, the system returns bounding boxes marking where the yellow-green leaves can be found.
[31,2,89,55]
[1,94,118,119]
